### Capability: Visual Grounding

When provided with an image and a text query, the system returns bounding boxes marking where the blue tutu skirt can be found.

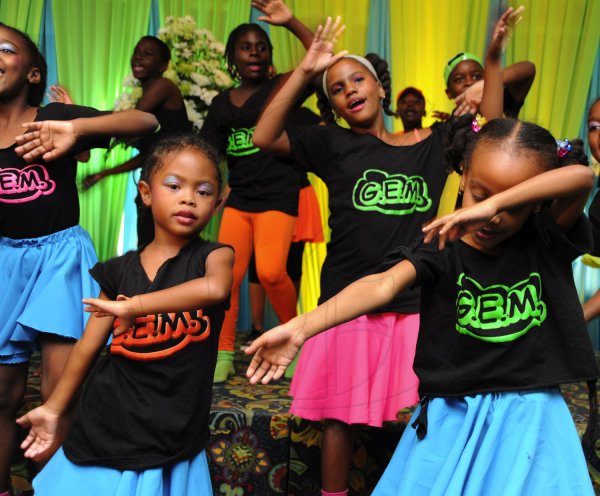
[33,447,213,495]
[0,225,99,363]
[373,389,594,496]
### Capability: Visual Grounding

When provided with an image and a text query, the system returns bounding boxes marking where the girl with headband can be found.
[251,10,513,495]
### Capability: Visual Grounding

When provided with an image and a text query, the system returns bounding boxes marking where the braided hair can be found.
[445,115,587,176]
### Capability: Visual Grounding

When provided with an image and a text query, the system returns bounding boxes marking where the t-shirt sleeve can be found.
[383,236,451,287]
[533,207,593,261]
[89,256,127,300]
[39,102,113,152]
[287,124,333,178]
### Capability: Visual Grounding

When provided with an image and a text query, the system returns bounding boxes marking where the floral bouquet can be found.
[113,15,234,132]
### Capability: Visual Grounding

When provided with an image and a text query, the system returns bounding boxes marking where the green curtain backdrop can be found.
[51,0,151,260]
[0,0,44,42]
[506,0,600,138]
[158,0,251,44]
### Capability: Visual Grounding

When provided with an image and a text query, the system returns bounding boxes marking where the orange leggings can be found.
[218,207,297,351]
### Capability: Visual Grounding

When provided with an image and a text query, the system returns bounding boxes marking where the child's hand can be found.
[489,6,524,60]
[454,80,484,116]
[83,295,135,336]
[252,0,292,26]
[82,172,104,190]
[432,110,451,122]
[15,120,78,162]
[422,200,499,249]
[47,85,74,104]
[300,16,347,77]
[245,320,306,384]
[16,405,63,462]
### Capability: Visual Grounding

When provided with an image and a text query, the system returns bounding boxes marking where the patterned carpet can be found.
[11,349,600,495]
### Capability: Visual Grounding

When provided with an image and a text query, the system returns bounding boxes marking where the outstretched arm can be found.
[423,164,594,249]
[252,16,346,155]
[454,6,524,118]
[245,259,417,384]
[14,110,158,162]
[83,247,234,335]
[16,291,114,461]
[82,155,141,190]
[252,0,313,50]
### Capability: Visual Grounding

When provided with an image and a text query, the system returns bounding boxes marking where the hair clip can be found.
[556,139,572,158]
[471,114,487,133]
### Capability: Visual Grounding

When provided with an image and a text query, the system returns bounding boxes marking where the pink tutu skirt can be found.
[289,312,420,426]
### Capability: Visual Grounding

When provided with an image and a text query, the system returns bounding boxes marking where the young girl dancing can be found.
[0,23,157,496]
[247,116,598,495]
[251,10,513,495]
[17,133,234,495]
[82,35,191,246]
[200,0,314,381]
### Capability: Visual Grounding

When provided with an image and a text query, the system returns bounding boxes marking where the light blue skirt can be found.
[373,389,594,496]
[33,447,213,495]
[0,225,99,363]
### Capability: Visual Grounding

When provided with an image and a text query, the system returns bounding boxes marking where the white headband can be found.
[321,55,380,102]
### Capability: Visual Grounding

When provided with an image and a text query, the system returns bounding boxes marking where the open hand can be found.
[489,6,524,59]
[245,320,306,384]
[300,16,347,77]
[16,405,63,462]
[422,200,499,249]
[15,120,78,162]
[252,0,292,25]
[47,85,74,104]
[83,295,134,337]
[454,80,483,116]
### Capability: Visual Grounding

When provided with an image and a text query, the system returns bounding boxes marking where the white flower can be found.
[190,73,210,86]
[112,16,234,136]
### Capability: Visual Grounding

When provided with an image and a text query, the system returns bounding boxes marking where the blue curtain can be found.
[366,0,392,130]
[38,0,57,104]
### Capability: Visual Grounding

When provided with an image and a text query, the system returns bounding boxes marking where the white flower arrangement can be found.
[113,15,234,130]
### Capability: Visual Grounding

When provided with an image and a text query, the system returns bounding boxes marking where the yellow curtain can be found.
[506,0,600,138]
[390,0,490,132]
[51,0,151,260]
[0,0,44,42]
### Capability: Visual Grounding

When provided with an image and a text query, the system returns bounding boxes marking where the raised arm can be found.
[83,246,235,335]
[478,7,524,119]
[252,0,313,50]
[245,258,417,384]
[14,109,158,162]
[252,17,346,155]
[423,164,594,249]
[16,291,115,461]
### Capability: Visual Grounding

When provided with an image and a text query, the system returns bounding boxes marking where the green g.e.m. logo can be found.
[352,169,432,216]
[227,127,259,157]
[456,273,547,342]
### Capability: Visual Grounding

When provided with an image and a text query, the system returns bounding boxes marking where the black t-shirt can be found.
[391,210,599,397]
[0,103,110,239]
[287,122,449,313]
[200,75,312,215]
[63,238,229,470]
[136,105,191,155]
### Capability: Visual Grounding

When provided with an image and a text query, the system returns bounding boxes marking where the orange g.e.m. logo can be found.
[110,310,210,361]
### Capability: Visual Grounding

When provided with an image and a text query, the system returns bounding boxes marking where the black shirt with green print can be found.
[391,209,598,397]
[287,122,450,313]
